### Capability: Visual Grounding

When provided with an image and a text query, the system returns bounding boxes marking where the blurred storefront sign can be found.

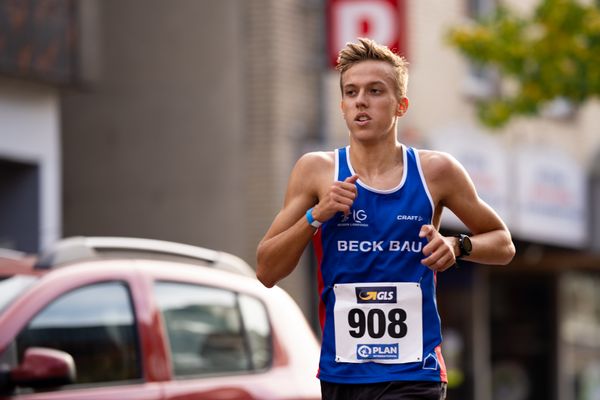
[327,0,407,68]
[431,125,588,249]
[513,146,588,249]
[430,124,510,231]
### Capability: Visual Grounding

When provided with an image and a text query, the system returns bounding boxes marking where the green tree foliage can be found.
[447,0,600,127]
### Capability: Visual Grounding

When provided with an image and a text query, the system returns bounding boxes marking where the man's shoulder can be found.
[296,150,335,171]
[288,151,336,196]
[416,148,464,185]
[288,151,336,188]
[417,149,455,171]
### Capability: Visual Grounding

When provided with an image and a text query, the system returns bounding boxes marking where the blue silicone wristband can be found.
[306,208,322,228]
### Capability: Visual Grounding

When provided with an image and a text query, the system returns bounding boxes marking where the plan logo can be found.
[356,344,399,360]
[355,286,396,303]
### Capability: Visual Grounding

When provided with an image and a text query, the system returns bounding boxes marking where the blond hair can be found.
[336,37,409,99]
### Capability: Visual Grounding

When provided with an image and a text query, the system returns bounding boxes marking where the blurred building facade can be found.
[1,0,600,399]
[0,0,70,252]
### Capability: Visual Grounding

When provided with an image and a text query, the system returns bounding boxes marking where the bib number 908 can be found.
[348,308,408,339]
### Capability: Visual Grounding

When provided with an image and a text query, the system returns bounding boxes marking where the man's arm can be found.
[419,151,515,271]
[256,152,358,287]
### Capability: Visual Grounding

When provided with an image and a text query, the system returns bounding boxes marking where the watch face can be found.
[462,235,472,253]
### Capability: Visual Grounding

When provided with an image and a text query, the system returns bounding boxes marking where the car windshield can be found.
[0,275,38,313]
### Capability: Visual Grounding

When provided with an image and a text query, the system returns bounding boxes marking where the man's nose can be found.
[355,90,368,108]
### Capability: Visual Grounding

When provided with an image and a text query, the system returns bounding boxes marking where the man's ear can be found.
[397,97,409,116]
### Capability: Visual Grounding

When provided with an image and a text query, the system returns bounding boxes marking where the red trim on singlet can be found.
[432,271,447,381]
[312,228,326,379]
[312,228,326,332]
[435,345,448,382]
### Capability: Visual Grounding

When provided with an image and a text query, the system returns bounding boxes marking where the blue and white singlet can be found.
[313,145,447,384]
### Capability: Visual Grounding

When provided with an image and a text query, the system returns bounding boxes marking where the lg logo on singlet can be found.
[340,209,368,224]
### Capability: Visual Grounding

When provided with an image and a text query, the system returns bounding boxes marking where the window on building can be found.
[467,0,495,19]
[15,281,141,386]
[154,281,272,377]
[463,0,499,100]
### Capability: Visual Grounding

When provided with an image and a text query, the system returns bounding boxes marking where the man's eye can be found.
[345,90,356,96]
[371,88,382,94]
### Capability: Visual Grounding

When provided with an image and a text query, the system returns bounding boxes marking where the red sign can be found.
[327,0,407,68]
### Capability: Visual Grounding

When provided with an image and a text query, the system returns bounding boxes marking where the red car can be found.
[0,237,321,400]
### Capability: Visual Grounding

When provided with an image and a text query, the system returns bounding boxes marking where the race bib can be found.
[333,282,423,364]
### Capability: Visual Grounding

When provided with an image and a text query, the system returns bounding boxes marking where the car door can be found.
[153,280,276,400]
[0,280,163,400]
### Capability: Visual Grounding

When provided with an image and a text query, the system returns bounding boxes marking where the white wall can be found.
[0,78,61,250]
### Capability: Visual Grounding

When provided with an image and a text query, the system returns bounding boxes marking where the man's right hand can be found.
[312,174,359,222]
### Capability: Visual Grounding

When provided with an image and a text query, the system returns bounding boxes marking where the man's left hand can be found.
[419,225,457,272]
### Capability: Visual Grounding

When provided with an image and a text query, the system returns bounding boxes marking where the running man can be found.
[256,38,515,400]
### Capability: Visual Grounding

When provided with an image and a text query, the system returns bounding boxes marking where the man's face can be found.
[340,60,408,142]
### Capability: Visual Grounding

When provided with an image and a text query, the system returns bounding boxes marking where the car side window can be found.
[238,293,271,370]
[154,281,272,377]
[15,281,141,387]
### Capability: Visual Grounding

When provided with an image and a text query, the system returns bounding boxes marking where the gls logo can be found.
[355,286,397,303]
[340,209,368,224]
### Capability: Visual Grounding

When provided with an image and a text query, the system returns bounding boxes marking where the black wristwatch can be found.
[455,234,472,259]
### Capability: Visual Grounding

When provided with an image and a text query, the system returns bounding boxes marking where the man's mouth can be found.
[355,113,371,122]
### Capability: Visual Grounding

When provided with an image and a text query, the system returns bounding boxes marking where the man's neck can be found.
[348,138,404,183]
